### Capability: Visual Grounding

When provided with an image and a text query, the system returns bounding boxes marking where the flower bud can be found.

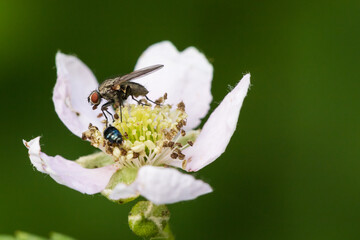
[128,201,170,238]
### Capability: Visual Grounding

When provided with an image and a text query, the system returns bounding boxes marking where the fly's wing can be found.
[113,64,164,85]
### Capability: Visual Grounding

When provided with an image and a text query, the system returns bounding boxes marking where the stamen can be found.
[82,100,190,168]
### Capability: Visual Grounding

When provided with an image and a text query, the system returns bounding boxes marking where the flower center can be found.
[82,100,189,168]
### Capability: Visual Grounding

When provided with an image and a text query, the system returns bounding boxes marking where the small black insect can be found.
[104,126,123,144]
[88,64,164,125]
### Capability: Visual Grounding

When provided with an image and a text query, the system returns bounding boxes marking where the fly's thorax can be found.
[98,79,118,101]
[82,100,192,169]
[98,90,118,103]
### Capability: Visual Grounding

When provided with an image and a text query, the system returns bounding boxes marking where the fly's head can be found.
[88,90,102,108]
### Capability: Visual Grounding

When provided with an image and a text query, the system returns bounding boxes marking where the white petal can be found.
[184,74,250,171]
[134,41,213,130]
[53,53,104,138]
[109,166,212,204]
[23,137,118,194]
[107,183,138,200]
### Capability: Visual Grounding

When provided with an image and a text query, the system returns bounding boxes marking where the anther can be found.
[181,129,186,136]
[177,101,185,111]
[182,160,187,169]
[113,147,121,158]
[120,148,127,156]
[170,129,177,136]
[170,153,178,159]
[155,99,161,105]
[187,141,194,146]
[164,132,172,140]
[178,153,185,160]
[81,133,87,141]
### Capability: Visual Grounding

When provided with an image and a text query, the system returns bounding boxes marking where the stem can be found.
[150,224,175,240]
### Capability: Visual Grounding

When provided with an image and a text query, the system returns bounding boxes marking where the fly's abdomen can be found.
[126,82,149,97]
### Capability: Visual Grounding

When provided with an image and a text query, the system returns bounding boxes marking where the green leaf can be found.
[0,235,16,240]
[50,232,76,240]
[15,231,47,240]
[0,232,77,240]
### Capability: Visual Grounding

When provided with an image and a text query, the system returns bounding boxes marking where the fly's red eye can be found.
[90,91,100,105]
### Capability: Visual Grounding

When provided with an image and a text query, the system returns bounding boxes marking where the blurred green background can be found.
[1,0,360,239]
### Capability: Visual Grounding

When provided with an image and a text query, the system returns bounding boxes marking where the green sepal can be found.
[75,152,114,169]
[101,167,139,204]
[177,130,200,147]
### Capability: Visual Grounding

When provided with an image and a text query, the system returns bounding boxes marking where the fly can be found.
[87,64,163,125]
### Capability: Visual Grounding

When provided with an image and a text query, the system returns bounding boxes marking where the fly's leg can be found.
[131,95,149,106]
[123,85,148,106]
[125,85,148,106]
[101,100,114,127]
[145,95,161,106]
[119,101,123,122]
[116,90,125,123]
